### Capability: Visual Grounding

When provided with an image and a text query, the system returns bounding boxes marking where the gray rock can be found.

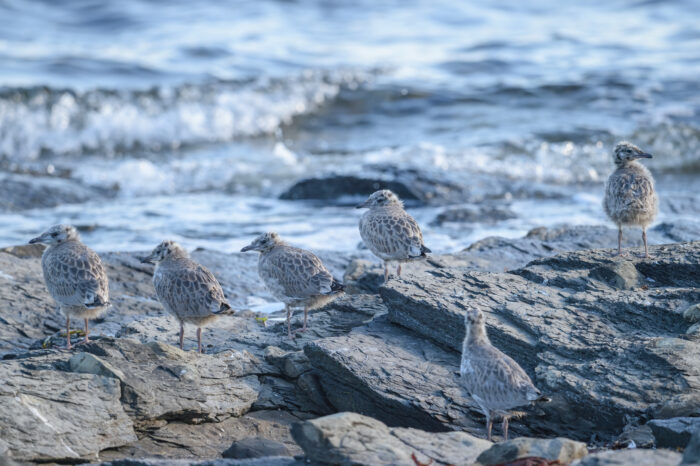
[223,438,290,459]
[291,412,492,466]
[648,417,700,449]
[94,458,304,466]
[0,354,136,462]
[682,428,700,465]
[614,424,655,449]
[0,173,111,211]
[432,204,516,226]
[306,242,700,440]
[683,303,700,323]
[572,448,682,466]
[476,437,588,465]
[68,338,261,426]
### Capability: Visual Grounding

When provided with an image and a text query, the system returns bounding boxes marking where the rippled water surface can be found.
[0,0,698,251]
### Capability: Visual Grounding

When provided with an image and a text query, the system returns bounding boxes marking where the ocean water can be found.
[0,0,698,253]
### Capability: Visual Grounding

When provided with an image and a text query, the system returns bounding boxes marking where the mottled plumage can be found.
[356,190,430,282]
[29,225,110,349]
[142,240,232,353]
[241,232,344,339]
[603,142,658,258]
[460,309,542,441]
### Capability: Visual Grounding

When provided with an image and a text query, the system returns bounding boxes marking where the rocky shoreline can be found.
[1,224,699,465]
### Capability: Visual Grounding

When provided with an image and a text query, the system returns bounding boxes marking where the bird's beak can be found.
[240,244,253,252]
[28,235,44,244]
[140,254,155,264]
[633,152,653,159]
[355,200,368,209]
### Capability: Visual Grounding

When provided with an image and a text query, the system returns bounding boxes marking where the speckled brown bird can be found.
[241,232,344,339]
[141,240,232,353]
[604,142,658,258]
[356,189,430,282]
[460,309,544,441]
[29,224,110,349]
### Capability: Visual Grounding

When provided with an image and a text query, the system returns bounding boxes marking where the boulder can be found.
[306,242,700,440]
[682,428,700,465]
[68,338,261,426]
[572,448,682,466]
[0,173,110,211]
[432,204,516,226]
[291,412,492,466]
[476,437,588,465]
[648,417,700,449]
[93,458,304,465]
[223,438,290,459]
[0,354,136,462]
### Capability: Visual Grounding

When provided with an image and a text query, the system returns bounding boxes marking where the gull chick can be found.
[356,190,431,282]
[141,240,232,353]
[29,225,110,349]
[241,232,344,339]
[460,309,544,441]
[603,141,658,258]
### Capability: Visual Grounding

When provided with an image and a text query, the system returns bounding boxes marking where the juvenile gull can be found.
[460,309,544,441]
[29,225,110,349]
[241,232,344,339]
[603,141,658,258]
[141,240,232,353]
[356,189,431,282]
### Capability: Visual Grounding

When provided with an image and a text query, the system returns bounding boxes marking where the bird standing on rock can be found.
[29,225,110,350]
[356,189,430,282]
[460,309,545,441]
[603,141,658,258]
[141,240,232,353]
[241,232,344,339]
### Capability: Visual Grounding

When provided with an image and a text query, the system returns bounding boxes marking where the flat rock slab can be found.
[0,353,136,462]
[94,458,304,466]
[68,338,261,426]
[291,412,492,466]
[376,241,700,439]
[572,448,682,466]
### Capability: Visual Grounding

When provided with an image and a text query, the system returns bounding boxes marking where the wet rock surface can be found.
[1,226,699,463]
[572,448,682,466]
[476,437,588,465]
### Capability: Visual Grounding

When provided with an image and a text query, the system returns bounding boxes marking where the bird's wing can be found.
[465,346,539,410]
[43,244,109,307]
[154,260,226,318]
[606,170,656,214]
[263,247,333,298]
[362,210,426,258]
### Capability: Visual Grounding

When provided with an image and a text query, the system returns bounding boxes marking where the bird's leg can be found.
[384,261,389,282]
[65,315,72,350]
[502,417,510,441]
[396,263,402,278]
[486,415,493,442]
[286,305,295,340]
[179,322,184,350]
[642,228,650,259]
[197,327,202,354]
[295,306,309,334]
[83,318,90,344]
[617,225,623,256]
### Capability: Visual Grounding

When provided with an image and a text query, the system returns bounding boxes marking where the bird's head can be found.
[29,224,80,245]
[356,189,403,209]
[464,308,485,328]
[141,240,187,264]
[613,142,652,166]
[240,232,282,253]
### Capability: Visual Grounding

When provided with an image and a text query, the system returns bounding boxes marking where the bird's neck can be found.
[463,323,489,351]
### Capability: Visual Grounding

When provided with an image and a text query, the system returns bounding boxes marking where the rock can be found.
[614,424,655,449]
[682,428,700,465]
[0,354,136,462]
[589,261,640,290]
[264,347,312,379]
[223,438,290,459]
[572,448,682,466]
[432,204,516,226]
[68,338,260,426]
[476,437,588,465]
[94,458,304,465]
[291,412,492,466]
[306,242,700,440]
[0,173,111,211]
[683,303,700,323]
[648,417,700,449]
[280,174,424,204]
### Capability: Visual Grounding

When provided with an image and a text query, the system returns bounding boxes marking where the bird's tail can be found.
[215,302,236,315]
[420,244,431,256]
[535,394,551,403]
[330,279,345,293]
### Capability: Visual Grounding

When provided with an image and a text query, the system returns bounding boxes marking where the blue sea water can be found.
[0,0,698,252]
